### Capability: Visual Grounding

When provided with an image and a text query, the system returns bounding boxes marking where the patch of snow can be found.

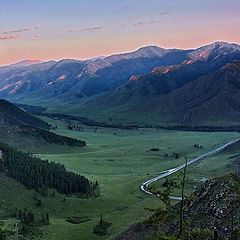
[57,75,66,81]
[129,75,139,81]
[0,83,13,92]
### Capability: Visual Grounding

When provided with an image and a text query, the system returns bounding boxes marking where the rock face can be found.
[189,177,234,221]
[116,174,240,240]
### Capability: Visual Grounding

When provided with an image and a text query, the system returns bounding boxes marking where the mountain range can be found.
[1,41,240,125]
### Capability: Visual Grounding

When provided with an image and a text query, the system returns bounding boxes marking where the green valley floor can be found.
[1,117,239,240]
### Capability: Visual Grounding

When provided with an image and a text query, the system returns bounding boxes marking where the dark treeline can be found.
[18,104,240,132]
[159,125,240,132]
[0,142,97,196]
[67,123,84,132]
[49,115,240,132]
[20,126,86,147]
[40,113,139,130]
[17,105,139,130]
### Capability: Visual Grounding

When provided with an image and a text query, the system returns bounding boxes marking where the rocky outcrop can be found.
[116,174,240,240]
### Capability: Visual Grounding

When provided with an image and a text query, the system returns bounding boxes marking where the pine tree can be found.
[46,213,50,224]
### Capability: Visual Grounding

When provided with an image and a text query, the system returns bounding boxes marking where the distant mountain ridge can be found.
[0,41,240,125]
[101,43,240,102]
[0,42,216,101]
[0,44,191,101]
[82,42,240,125]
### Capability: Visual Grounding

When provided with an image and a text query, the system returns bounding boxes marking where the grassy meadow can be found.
[1,117,239,239]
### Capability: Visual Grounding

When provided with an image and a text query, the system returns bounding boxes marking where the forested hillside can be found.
[0,142,96,196]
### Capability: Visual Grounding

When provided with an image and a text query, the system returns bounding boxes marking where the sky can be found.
[0,0,239,65]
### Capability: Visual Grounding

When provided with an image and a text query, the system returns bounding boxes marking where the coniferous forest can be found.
[0,142,96,196]
[21,126,87,147]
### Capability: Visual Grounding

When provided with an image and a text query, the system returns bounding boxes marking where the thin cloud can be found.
[132,14,171,27]
[159,12,171,16]
[133,21,145,26]
[3,25,41,35]
[3,27,29,34]
[128,16,135,20]
[149,19,160,24]
[29,35,42,41]
[69,26,104,33]
[121,5,129,10]
[0,34,19,40]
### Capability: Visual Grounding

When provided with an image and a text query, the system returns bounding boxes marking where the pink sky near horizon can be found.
[0,0,239,66]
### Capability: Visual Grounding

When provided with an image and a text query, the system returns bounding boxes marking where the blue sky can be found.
[0,0,239,65]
